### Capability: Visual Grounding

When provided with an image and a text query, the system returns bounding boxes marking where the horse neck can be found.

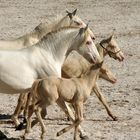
[35,15,70,40]
[54,16,70,29]
[82,65,100,94]
[37,27,79,69]
[96,42,108,59]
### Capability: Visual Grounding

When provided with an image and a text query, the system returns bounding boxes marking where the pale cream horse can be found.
[23,62,104,140]
[0,9,95,50]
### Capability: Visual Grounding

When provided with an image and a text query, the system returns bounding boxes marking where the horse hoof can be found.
[80,135,89,140]
[113,116,118,121]
[15,123,25,131]
[23,118,27,124]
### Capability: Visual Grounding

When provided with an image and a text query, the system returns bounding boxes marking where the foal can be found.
[24,62,103,140]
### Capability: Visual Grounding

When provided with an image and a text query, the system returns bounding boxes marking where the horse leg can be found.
[23,104,34,139]
[74,101,84,140]
[93,83,118,121]
[56,99,88,139]
[23,92,32,124]
[30,106,47,129]
[57,101,84,140]
[34,107,46,139]
[11,93,28,128]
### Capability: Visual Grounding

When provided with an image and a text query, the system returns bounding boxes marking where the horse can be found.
[0,9,95,50]
[23,62,104,140]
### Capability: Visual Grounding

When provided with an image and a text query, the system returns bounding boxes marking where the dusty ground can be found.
[0,0,140,140]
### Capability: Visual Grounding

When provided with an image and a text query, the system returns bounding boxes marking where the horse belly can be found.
[0,79,30,94]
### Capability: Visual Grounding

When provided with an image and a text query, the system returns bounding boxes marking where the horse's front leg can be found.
[56,99,89,140]
[11,92,28,129]
[93,83,118,121]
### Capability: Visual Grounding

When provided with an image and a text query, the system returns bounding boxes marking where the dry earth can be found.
[0,0,140,140]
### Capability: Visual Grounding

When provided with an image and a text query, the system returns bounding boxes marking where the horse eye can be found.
[74,21,81,25]
[86,41,92,45]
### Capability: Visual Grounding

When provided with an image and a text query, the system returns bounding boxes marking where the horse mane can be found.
[35,27,79,56]
[17,14,69,42]
[34,14,65,31]
[34,26,89,62]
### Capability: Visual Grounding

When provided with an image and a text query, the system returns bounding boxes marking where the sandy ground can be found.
[0,0,140,140]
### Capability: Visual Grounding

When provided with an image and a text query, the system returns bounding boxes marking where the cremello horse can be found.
[0,9,94,50]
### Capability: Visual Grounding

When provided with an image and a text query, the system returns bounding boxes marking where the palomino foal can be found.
[24,62,104,140]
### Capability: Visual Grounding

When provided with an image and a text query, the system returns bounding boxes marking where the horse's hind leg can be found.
[35,107,46,139]
[23,104,34,139]
[11,93,28,128]
[30,106,47,128]
[93,83,118,121]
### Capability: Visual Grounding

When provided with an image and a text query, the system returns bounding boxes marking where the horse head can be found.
[100,34,124,62]
[67,25,101,64]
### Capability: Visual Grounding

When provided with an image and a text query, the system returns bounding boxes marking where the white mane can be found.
[35,27,79,63]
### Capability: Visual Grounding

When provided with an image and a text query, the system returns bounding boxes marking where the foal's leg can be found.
[57,101,84,140]
[35,107,46,139]
[11,93,28,127]
[93,83,118,121]
[74,102,84,140]
[57,99,87,138]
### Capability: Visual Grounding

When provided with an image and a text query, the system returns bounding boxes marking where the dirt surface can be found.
[0,0,140,140]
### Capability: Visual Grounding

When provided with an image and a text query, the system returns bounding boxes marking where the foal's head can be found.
[100,35,124,61]
[99,64,117,84]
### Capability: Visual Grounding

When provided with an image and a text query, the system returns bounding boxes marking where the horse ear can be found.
[84,23,88,32]
[66,10,73,19]
[79,24,88,36]
[72,9,77,16]
[111,29,116,39]
[107,35,113,42]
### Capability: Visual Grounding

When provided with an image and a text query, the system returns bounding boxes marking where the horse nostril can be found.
[92,37,95,40]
